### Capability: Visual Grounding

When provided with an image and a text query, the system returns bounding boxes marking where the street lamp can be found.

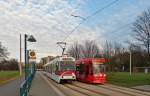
[71,14,86,20]
[24,34,36,80]
[27,35,36,42]
[129,50,132,75]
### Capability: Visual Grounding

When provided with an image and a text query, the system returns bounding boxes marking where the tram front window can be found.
[60,61,75,71]
[92,64,105,74]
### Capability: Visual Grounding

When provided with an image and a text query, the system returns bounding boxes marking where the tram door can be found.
[80,64,84,79]
[85,65,89,77]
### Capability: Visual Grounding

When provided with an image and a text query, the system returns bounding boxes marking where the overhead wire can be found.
[62,0,120,42]
[36,1,82,50]
[97,12,141,41]
[62,0,143,45]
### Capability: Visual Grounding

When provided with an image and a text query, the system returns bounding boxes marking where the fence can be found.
[133,67,150,74]
[20,70,36,96]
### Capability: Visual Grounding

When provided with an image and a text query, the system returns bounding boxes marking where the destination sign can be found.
[62,58,73,61]
[92,62,103,64]
[92,58,105,64]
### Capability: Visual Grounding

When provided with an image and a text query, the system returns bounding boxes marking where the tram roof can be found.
[44,56,75,67]
[76,58,106,64]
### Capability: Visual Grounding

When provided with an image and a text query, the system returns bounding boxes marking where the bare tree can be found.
[128,43,148,67]
[128,43,142,53]
[102,41,114,71]
[67,40,101,59]
[82,40,100,58]
[0,42,9,58]
[114,42,124,55]
[0,59,19,70]
[132,8,150,59]
[103,40,113,58]
[67,42,82,59]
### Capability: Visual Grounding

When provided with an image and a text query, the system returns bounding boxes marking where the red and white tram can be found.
[75,58,106,84]
[44,56,76,83]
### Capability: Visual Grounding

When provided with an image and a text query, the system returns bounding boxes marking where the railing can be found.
[20,71,36,96]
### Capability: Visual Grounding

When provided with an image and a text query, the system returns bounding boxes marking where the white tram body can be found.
[44,56,76,83]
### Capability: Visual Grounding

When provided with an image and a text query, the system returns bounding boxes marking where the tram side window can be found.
[53,63,56,72]
[54,62,57,72]
[47,66,49,72]
[55,62,59,71]
[52,63,54,73]
[79,64,84,74]
[49,66,50,73]
[76,65,80,71]
[85,65,89,76]
[89,64,93,75]
[50,64,52,73]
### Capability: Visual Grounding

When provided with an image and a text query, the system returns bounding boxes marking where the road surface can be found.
[29,71,150,96]
[29,72,60,96]
[0,77,24,96]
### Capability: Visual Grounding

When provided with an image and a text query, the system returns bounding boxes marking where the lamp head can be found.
[27,35,36,42]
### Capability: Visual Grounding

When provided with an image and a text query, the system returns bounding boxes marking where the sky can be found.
[0,0,150,62]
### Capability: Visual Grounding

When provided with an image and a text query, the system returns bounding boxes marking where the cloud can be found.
[94,0,150,44]
[0,0,102,61]
[65,25,105,50]
[2,0,148,61]
[0,0,101,61]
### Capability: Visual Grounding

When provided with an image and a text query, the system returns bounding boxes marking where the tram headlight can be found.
[72,73,75,76]
[72,73,75,78]
[99,74,103,77]
[104,74,106,77]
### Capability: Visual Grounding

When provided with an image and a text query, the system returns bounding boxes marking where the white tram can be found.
[44,56,76,83]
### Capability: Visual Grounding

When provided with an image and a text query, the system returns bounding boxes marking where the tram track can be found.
[43,73,88,96]
[72,81,150,96]
[105,84,150,95]
[40,72,67,96]
[96,85,149,96]
[47,77,104,96]
[41,72,150,96]
[71,82,129,96]
[63,84,105,96]
[43,72,105,96]
[98,84,150,96]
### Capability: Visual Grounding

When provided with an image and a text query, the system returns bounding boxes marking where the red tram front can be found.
[75,58,106,84]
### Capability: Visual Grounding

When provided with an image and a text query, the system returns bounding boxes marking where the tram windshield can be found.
[92,64,105,74]
[60,61,75,71]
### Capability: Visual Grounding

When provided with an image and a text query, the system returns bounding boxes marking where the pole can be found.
[57,42,66,56]
[62,48,65,55]
[130,51,132,75]
[19,34,22,76]
[25,34,27,80]
[27,50,30,76]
